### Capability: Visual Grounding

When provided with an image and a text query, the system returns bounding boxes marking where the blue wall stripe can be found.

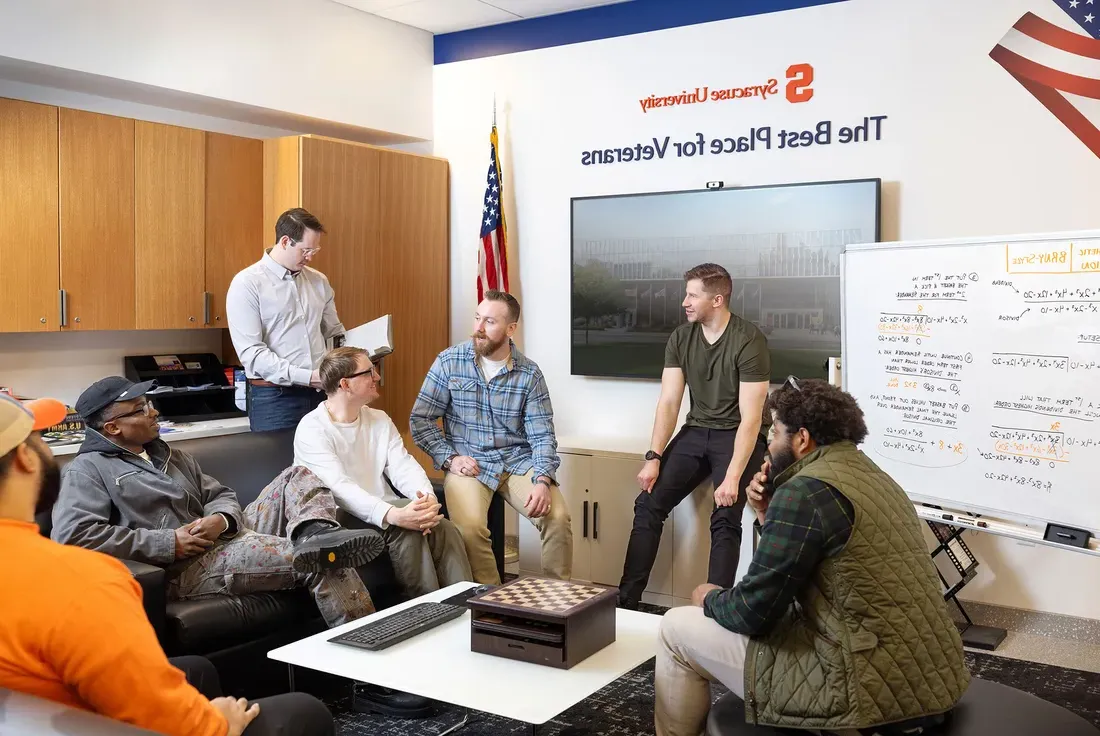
[434,0,847,65]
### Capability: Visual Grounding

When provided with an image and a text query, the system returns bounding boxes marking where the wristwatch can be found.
[442,455,456,471]
[645,450,663,462]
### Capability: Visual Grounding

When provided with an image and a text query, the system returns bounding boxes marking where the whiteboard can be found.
[842,230,1100,533]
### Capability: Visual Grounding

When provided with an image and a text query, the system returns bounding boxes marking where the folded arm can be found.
[52,469,176,566]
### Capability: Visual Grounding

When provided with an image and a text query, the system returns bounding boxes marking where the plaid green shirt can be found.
[704,476,855,636]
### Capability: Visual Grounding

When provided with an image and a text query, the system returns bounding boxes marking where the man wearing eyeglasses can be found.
[51,376,384,629]
[653,378,968,735]
[226,207,345,432]
[293,347,472,599]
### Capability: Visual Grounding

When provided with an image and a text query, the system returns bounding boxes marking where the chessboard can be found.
[468,576,619,669]
[476,577,610,615]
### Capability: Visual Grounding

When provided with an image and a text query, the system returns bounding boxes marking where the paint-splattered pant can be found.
[168,466,374,627]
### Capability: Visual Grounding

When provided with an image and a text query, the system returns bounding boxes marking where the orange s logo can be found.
[785,63,814,103]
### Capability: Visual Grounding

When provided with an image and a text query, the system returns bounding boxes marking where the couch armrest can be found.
[121,559,167,644]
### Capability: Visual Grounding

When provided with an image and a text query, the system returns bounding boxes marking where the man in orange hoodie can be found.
[0,394,334,736]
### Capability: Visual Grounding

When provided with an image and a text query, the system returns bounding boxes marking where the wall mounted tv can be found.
[570,178,881,381]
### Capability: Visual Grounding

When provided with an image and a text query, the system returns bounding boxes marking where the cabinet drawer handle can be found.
[593,502,599,540]
[582,501,588,538]
[58,289,68,327]
[203,291,212,325]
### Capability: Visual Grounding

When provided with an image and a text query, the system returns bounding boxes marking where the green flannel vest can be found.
[744,442,970,730]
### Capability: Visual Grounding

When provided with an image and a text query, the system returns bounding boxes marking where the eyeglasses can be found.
[289,239,321,257]
[785,375,801,391]
[109,399,156,422]
[344,366,379,381]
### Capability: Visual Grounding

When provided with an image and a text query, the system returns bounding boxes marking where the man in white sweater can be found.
[293,347,472,598]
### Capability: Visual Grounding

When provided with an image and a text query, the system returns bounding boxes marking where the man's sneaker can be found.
[292,526,385,573]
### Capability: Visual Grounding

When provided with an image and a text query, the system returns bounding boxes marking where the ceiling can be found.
[331,0,634,35]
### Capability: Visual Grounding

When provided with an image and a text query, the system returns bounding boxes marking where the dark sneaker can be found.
[291,527,385,573]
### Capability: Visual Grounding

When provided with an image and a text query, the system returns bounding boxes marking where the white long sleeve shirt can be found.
[293,403,435,527]
[226,251,345,386]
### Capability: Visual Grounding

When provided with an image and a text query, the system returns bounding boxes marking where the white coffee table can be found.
[268,581,663,733]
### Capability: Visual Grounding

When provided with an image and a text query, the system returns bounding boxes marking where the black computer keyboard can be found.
[328,602,467,651]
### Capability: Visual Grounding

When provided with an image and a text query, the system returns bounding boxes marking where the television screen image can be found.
[570,178,880,381]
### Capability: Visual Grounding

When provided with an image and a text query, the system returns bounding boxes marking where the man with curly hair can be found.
[654,378,969,735]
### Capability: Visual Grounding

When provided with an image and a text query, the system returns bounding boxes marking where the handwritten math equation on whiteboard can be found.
[846,236,1100,529]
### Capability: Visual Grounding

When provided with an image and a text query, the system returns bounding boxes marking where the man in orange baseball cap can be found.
[0,394,335,736]
[0,395,68,515]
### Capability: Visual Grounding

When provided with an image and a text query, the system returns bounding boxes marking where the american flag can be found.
[990,0,1100,159]
[477,125,509,302]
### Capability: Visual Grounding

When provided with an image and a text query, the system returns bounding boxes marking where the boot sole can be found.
[292,531,385,573]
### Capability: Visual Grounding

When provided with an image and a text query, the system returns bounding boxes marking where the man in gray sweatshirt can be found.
[52,376,385,627]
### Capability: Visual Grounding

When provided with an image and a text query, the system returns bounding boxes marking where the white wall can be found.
[0,331,224,407]
[1,0,434,141]
[434,0,1100,618]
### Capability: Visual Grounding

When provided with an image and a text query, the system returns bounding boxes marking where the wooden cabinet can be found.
[375,151,450,446]
[59,109,135,331]
[299,136,382,331]
[206,133,264,327]
[517,448,748,607]
[671,482,716,600]
[0,99,59,332]
[135,122,206,330]
[265,135,450,465]
[519,453,597,580]
[519,452,674,596]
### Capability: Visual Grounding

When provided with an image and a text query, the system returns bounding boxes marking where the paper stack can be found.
[343,314,393,360]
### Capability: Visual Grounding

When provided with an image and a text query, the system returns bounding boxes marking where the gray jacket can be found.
[51,430,243,566]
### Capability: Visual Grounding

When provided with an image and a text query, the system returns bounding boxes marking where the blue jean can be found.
[247,384,324,432]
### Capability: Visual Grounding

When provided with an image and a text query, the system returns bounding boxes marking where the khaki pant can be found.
[340,498,473,598]
[443,469,572,584]
[655,605,749,736]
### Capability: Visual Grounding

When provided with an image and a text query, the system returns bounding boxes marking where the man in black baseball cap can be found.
[52,376,386,628]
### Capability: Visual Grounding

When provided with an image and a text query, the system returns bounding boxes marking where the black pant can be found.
[618,426,767,606]
[171,656,335,736]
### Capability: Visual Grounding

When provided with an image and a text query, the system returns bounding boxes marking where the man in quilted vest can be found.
[655,377,969,735]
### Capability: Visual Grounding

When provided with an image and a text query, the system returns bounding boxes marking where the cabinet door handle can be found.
[582,501,589,538]
[203,292,212,325]
[58,289,68,327]
[593,502,599,540]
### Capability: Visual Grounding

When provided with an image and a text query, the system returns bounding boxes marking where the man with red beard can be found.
[411,290,572,585]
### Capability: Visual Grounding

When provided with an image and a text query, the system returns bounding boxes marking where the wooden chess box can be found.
[467,576,618,669]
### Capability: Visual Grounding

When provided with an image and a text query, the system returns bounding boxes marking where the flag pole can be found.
[493,94,497,128]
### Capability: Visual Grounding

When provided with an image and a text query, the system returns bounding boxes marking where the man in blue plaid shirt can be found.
[411,291,572,584]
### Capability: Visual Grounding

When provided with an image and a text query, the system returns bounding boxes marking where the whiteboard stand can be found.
[924,511,1007,651]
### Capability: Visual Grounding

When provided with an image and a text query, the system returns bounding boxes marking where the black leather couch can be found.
[43,428,505,696]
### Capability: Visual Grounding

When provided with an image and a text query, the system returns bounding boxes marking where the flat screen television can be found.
[570,178,881,380]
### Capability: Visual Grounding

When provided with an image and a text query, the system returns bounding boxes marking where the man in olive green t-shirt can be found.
[618,263,771,609]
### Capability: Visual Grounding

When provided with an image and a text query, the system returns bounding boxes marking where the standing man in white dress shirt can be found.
[227,208,345,432]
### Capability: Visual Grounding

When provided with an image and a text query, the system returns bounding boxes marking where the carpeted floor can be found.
[321,649,1100,734]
